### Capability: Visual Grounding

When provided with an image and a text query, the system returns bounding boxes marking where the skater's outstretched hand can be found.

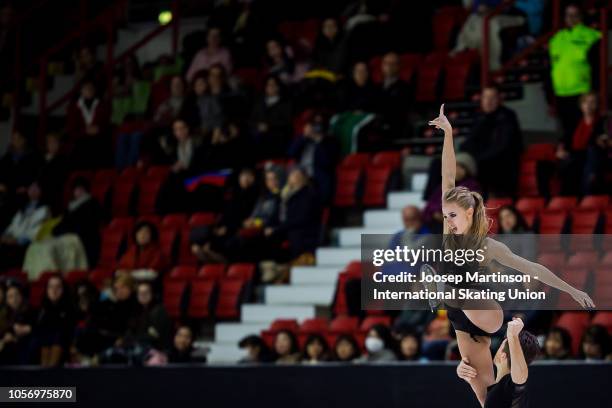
[429,104,452,134]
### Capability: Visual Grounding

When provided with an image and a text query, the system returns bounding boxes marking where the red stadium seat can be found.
[591,312,612,334]
[372,151,401,169]
[28,281,47,309]
[226,263,256,281]
[570,209,600,234]
[415,64,443,103]
[579,195,609,211]
[137,178,164,215]
[91,169,117,206]
[360,316,391,331]
[432,7,467,51]
[215,278,245,319]
[560,267,589,288]
[159,227,178,262]
[443,61,471,101]
[162,214,188,230]
[332,270,360,316]
[537,252,566,273]
[65,269,88,286]
[362,165,392,207]
[486,198,514,210]
[299,318,329,334]
[399,53,422,83]
[188,279,216,319]
[345,261,363,277]
[517,160,539,197]
[98,226,126,268]
[333,167,361,207]
[568,251,599,269]
[150,75,172,112]
[600,253,612,267]
[198,264,226,281]
[137,215,161,227]
[111,175,137,217]
[522,143,556,161]
[548,197,578,212]
[146,165,170,181]
[235,67,263,91]
[555,312,591,356]
[189,212,217,227]
[269,319,299,333]
[163,280,187,319]
[515,197,545,214]
[340,153,370,169]
[594,267,612,285]
[109,217,135,233]
[168,266,198,281]
[538,210,567,234]
[329,316,360,333]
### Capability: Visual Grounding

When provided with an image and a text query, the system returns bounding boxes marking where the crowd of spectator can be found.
[0,0,609,368]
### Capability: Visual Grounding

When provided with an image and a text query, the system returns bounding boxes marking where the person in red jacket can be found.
[117,221,168,280]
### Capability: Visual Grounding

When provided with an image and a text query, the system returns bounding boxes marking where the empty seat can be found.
[591,312,612,333]
[97,227,126,268]
[299,318,329,334]
[137,178,164,215]
[198,264,226,281]
[159,227,178,261]
[555,312,591,356]
[91,169,117,206]
[579,195,609,211]
[162,214,188,230]
[560,267,589,288]
[538,210,567,234]
[340,153,370,170]
[226,263,255,281]
[168,266,198,281]
[362,165,392,207]
[189,212,217,227]
[372,151,402,169]
[89,268,113,289]
[188,279,216,319]
[111,177,137,217]
[548,196,578,212]
[567,251,599,269]
[522,143,556,161]
[570,209,600,233]
[443,61,471,101]
[146,165,170,181]
[215,278,245,319]
[415,64,443,103]
[334,167,361,207]
[65,269,88,286]
[269,319,300,333]
[517,160,539,197]
[486,198,514,209]
[537,252,566,273]
[515,197,546,214]
[163,280,187,319]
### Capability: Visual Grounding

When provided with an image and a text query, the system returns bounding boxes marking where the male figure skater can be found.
[456,317,539,407]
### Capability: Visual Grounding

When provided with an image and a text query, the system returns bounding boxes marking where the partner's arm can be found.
[456,358,486,407]
[506,318,528,384]
[487,238,595,308]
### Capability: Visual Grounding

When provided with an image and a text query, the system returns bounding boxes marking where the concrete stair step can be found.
[291,266,343,284]
[214,322,269,343]
[265,284,335,306]
[315,247,361,266]
[241,304,315,323]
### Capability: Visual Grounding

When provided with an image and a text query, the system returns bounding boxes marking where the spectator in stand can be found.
[389,206,430,248]
[38,133,70,213]
[111,55,151,125]
[288,112,339,203]
[0,283,35,365]
[200,121,251,171]
[359,324,398,362]
[236,166,283,263]
[0,183,16,234]
[264,38,296,85]
[549,4,601,143]
[121,281,171,354]
[238,335,274,364]
[460,86,522,197]
[333,334,361,362]
[497,205,530,234]
[70,280,103,365]
[423,152,479,232]
[273,330,300,364]
[154,75,187,127]
[543,326,572,360]
[97,275,138,353]
[311,18,347,74]
[377,52,411,139]
[264,167,321,263]
[74,45,103,85]
[556,92,607,195]
[249,75,293,160]
[452,2,524,70]
[117,221,169,281]
[340,61,379,112]
[0,181,50,270]
[66,80,111,169]
[186,27,233,82]
[580,325,611,361]
[0,130,42,194]
[398,330,423,361]
[166,325,204,363]
[35,276,75,367]
[191,168,258,264]
[301,334,331,364]
[23,177,99,280]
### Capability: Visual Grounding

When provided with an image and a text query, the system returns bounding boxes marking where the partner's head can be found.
[494,331,539,370]
[442,186,487,236]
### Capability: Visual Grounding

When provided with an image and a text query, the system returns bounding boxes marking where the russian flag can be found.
[184,169,232,192]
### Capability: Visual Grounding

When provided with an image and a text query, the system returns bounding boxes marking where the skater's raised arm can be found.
[487,238,595,309]
[429,104,455,196]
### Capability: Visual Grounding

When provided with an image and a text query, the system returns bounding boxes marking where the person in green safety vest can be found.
[549,4,601,143]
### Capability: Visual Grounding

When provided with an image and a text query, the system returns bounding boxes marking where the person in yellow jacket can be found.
[549,4,601,141]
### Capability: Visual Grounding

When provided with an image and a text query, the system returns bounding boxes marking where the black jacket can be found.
[53,197,102,266]
[275,186,321,257]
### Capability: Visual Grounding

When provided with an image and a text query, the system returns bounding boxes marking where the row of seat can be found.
[65,165,170,217]
[334,151,402,208]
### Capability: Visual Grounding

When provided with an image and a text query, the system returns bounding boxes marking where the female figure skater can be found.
[426,104,594,406]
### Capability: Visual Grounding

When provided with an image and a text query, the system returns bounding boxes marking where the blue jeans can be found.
[115,132,144,169]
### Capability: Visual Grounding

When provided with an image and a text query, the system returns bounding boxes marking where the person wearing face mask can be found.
[249,75,293,160]
[359,324,398,363]
[237,334,274,364]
